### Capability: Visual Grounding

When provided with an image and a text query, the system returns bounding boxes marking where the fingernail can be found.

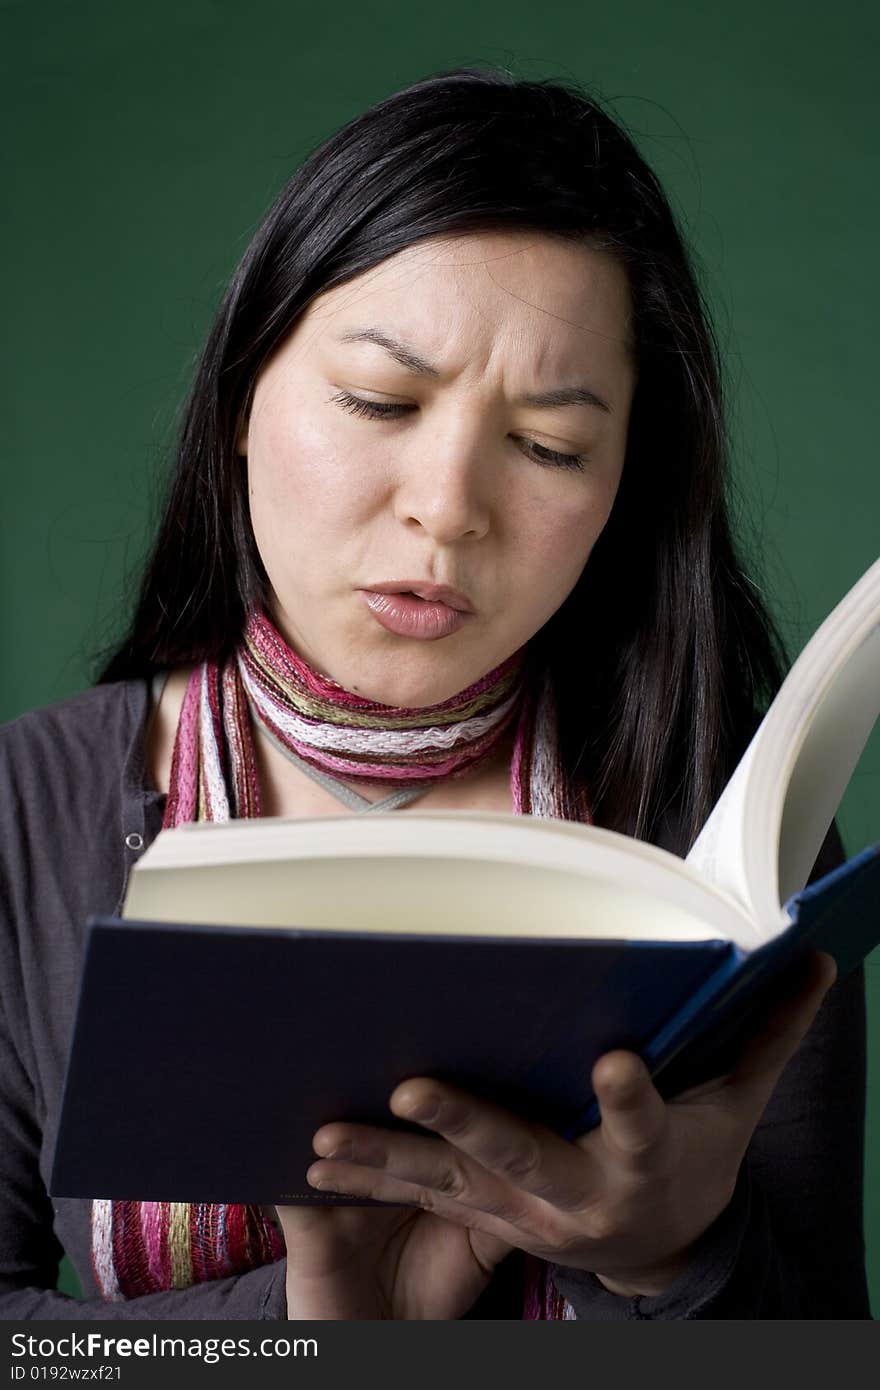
[395,1089,440,1123]
[312,1130,349,1158]
[307,1166,336,1190]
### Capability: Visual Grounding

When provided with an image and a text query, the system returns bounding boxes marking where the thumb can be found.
[591,1049,668,1159]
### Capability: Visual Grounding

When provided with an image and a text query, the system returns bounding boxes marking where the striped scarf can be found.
[92,609,582,1317]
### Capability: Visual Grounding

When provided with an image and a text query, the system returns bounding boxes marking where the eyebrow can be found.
[335,327,613,415]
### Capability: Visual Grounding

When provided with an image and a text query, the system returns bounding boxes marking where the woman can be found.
[0,66,869,1319]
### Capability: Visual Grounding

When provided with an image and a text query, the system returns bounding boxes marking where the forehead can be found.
[301,230,635,370]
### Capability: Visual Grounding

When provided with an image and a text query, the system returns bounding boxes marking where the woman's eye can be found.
[520,440,587,471]
[330,389,410,420]
[329,388,586,471]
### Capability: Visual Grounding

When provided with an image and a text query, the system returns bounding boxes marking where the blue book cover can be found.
[48,839,880,1205]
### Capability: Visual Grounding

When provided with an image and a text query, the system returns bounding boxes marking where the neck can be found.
[238,608,529,790]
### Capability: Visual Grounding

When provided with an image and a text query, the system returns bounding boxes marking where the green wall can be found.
[3,0,878,1314]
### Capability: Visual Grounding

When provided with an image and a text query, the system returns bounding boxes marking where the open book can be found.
[50,557,880,1205]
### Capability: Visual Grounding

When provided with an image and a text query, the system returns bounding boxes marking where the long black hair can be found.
[97,64,790,852]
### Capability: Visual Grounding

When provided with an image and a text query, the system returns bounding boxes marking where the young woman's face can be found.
[239,230,636,706]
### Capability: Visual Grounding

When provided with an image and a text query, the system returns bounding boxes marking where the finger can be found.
[590,1050,668,1161]
[311,1118,552,1228]
[727,950,837,1112]
[274,1200,418,1282]
[305,1156,515,1271]
[306,1141,526,1250]
[386,1079,603,1213]
[274,1200,347,1258]
[275,1202,326,1236]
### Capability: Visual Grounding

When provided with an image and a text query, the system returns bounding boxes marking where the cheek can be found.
[515,488,613,593]
[248,409,378,536]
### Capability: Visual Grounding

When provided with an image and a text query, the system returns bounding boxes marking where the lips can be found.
[364,581,475,613]
[358,589,473,640]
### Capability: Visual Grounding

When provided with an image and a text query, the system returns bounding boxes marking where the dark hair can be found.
[97,64,790,852]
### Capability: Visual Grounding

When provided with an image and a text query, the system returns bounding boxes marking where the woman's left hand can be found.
[303,950,837,1296]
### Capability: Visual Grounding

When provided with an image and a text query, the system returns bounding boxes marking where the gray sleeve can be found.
[0,699,291,1321]
[550,821,871,1319]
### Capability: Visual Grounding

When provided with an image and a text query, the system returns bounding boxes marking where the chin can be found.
[361,678,467,710]
[350,659,478,710]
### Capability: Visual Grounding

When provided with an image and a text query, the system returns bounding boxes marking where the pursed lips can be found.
[361,581,475,614]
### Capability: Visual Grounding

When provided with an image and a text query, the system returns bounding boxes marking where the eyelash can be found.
[328,389,587,471]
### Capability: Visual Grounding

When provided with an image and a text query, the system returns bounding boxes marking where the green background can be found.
[2,0,878,1313]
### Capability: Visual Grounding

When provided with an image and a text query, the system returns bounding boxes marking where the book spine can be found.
[564,842,880,1137]
[782,840,880,977]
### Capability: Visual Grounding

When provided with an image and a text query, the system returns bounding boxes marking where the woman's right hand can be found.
[277,1199,512,1320]
[279,950,836,1317]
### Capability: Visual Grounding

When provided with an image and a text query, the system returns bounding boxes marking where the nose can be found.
[393,425,492,544]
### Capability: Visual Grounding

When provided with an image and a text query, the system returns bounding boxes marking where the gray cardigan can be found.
[0,679,870,1319]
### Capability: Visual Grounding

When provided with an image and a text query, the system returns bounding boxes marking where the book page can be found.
[124,811,759,949]
[686,556,880,930]
[680,745,757,914]
[763,622,880,908]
